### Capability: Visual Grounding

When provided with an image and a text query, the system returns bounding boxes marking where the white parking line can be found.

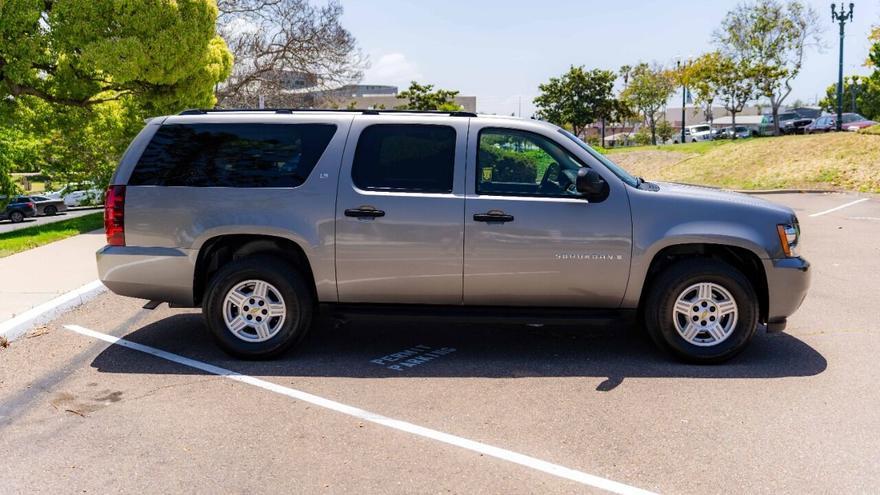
[63,324,655,495]
[808,198,870,217]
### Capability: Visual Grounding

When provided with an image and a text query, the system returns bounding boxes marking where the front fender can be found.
[621,222,772,309]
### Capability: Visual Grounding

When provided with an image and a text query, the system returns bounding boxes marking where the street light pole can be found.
[831,2,854,131]
[677,59,686,144]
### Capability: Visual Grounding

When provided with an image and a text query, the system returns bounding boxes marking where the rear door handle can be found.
[473,210,514,223]
[345,206,385,218]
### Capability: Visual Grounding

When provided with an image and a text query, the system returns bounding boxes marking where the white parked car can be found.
[671,124,714,144]
[45,182,104,206]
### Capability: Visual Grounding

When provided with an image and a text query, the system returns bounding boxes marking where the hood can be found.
[652,181,795,219]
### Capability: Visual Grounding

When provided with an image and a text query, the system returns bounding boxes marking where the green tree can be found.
[819,76,880,120]
[533,66,617,137]
[714,0,821,135]
[656,119,674,143]
[0,0,233,112]
[714,55,757,139]
[683,52,724,124]
[0,0,233,193]
[621,63,675,145]
[396,82,462,111]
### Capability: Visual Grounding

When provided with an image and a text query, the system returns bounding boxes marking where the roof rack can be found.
[178,108,477,117]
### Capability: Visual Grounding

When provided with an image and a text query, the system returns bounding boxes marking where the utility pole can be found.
[676,59,687,143]
[831,3,854,131]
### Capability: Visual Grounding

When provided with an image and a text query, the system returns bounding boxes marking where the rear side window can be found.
[351,124,456,193]
[129,123,337,187]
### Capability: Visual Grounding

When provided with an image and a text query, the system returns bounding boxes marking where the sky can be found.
[341,0,880,116]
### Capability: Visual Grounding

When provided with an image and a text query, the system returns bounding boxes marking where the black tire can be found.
[203,255,314,359]
[10,211,24,223]
[643,259,759,364]
[44,205,57,216]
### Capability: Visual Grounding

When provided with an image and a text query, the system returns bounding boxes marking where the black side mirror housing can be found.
[576,168,609,201]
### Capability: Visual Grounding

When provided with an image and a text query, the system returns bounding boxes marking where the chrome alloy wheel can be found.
[222,280,287,342]
[672,282,738,347]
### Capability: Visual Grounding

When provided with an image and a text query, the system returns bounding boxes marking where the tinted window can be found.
[478,128,585,197]
[130,123,336,187]
[352,124,456,193]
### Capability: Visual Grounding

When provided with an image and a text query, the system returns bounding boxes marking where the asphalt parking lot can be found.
[0,207,101,234]
[1,192,879,494]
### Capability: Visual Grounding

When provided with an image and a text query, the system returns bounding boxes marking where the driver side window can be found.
[477,128,584,197]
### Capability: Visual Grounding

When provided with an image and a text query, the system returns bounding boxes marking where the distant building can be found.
[271,73,477,112]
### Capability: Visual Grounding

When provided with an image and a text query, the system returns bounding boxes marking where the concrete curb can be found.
[0,280,106,345]
[735,189,842,195]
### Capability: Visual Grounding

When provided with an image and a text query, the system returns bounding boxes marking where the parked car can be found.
[671,124,713,144]
[1,196,37,223]
[840,113,877,131]
[804,113,877,133]
[759,112,812,135]
[804,115,835,134]
[715,126,754,139]
[98,109,810,364]
[28,195,68,216]
[45,182,104,206]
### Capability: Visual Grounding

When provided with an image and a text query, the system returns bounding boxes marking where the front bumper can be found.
[762,257,811,331]
[97,245,196,306]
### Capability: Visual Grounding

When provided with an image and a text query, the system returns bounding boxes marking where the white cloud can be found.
[364,53,423,88]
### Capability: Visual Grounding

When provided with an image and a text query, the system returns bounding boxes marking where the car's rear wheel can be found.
[644,259,759,364]
[203,255,314,359]
[10,211,24,223]
[44,205,57,216]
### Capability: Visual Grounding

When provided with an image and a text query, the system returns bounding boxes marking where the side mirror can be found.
[576,168,609,201]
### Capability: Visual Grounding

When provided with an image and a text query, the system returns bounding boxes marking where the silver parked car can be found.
[28,195,68,216]
[97,109,810,363]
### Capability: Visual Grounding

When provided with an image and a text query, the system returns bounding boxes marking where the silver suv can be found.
[99,109,810,363]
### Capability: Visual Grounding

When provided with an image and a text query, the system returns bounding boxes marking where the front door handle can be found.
[473,210,514,223]
[345,206,385,218]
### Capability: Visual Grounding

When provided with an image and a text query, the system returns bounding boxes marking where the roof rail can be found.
[177,108,477,117]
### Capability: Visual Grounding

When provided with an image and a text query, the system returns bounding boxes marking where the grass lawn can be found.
[0,212,103,258]
[601,139,729,156]
[601,132,880,192]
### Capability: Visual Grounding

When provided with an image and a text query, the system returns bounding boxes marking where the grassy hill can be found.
[601,132,880,192]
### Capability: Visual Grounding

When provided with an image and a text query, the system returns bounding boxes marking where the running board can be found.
[320,303,636,326]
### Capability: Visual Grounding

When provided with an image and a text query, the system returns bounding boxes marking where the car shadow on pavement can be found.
[89,313,827,390]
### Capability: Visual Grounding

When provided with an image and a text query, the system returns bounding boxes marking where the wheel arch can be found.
[636,242,769,324]
[193,234,318,307]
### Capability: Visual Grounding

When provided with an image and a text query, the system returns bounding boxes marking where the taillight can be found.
[104,185,125,246]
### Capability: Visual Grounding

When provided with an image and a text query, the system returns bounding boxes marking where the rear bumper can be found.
[763,257,811,330]
[96,245,196,306]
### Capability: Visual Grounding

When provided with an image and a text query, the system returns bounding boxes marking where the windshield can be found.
[558,129,640,187]
[842,114,864,123]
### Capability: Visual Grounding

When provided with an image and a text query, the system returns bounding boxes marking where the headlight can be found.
[776,220,800,257]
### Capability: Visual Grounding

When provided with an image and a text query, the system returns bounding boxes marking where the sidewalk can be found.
[0,230,105,322]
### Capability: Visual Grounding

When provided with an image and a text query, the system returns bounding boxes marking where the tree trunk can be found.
[731,111,738,140]
[771,104,781,136]
[650,115,657,145]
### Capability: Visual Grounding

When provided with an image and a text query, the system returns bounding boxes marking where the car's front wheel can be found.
[643,259,759,363]
[9,211,24,223]
[44,205,57,216]
[203,255,314,359]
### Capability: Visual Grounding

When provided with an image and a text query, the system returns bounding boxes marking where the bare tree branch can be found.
[215,0,366,108]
